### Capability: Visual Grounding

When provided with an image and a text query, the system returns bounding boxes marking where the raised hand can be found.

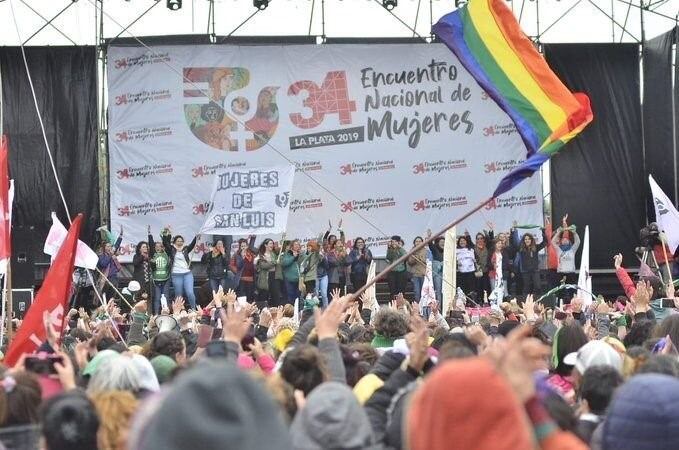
[562,214,569,226]
[314,295,350,340]
[524,295,535,321]
[248,338,265,359]
[134,300,148,314]
[147,225,151,234]
[225,288,238,305]
[119,225,124,236]
[330,288,341,303]
[259,308,273,328]
[613,253,623,270]
[338,218,343,229]
[172,297,185,315]
[213,286,225,308]
[406,314,429,372]
[221,303,252,344]
[426,228,432,239]
[53,350,76,391]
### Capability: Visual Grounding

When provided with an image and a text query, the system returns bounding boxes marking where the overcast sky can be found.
[0,0,677,46]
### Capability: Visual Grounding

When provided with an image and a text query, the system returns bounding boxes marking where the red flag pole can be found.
[350,196,495,302]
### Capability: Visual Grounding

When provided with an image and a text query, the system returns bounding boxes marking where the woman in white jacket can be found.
[551,214,581,303]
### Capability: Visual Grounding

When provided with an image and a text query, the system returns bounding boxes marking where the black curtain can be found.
[545,44,645,269]
[643,28,677,208]
[0,46,99,246]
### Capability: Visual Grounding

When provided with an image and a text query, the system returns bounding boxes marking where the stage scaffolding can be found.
[3,0,678,225]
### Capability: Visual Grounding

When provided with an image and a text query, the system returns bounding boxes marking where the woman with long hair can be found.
[132,238,153,305]
[281,240,302,304]
[512,225,548,295]
[473,232,492,301]
[201,239,230,294]
[162,227,198,310]
[229,236,257,301]
[327,240,349,298]
[148,228,170,314]
[96,226,123,301]
[456,235,476,298]
[300,240,328,306]
[347,237,372,293]
[426,229,445,303]
[255,238,280,306]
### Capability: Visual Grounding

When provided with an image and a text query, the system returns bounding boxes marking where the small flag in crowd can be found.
[0,136,12,275]
[649,175,679,253]
[5,214,84,366]
[432,0,593,197]
[420,260,437,313]
[577,225,592,306]
[44,212,98,270]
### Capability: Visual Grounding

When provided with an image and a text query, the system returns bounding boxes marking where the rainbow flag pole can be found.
[352,0,593,302]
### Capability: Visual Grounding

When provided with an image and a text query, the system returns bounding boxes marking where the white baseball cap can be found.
[563,340,623,375]
[127,280,141,293]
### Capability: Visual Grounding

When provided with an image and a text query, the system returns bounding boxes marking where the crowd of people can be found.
[83,215,592,318]
[2,235,679,449]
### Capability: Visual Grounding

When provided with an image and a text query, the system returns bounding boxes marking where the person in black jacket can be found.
[512,226,547,295]
[163,227,198,310]
[133,240,153,305]
[201,240,229,294]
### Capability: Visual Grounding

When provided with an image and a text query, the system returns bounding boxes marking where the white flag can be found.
[44,212,98,270]
[200,165,295,235]
[0,180,15,276]
[442,227,456,316]
[420,260,437,313]
[649,175,679,253]
[577,225,592,306]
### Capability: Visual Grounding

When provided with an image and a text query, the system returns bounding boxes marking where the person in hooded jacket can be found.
[201,239,230,294]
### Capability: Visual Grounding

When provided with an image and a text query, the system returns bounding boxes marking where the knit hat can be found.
[82,350,119,377]
[290,382,378,449]
[273,329,295,353]
[407,358,533,450]
[603,374,679,450]
[150,355,177,384]
[131,354,160,393]
[563,340,623,375]
[130,360,293,450]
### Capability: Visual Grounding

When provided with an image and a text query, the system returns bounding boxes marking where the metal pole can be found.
[211,0,216,43]
[5,263,13,346]
[22,1,78,46]
[611,0,615,41]
[535,0,540,39]
[321,0,326,41]
[110,0,162,42]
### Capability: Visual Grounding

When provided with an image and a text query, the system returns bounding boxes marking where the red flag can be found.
[0,135,10,274]
[5,214,83,366]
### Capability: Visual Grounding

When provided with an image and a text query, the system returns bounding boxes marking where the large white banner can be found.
[200,165,295,235]
[107,44,542,261]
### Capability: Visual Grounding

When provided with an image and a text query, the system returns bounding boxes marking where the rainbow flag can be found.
[433,0,593,197]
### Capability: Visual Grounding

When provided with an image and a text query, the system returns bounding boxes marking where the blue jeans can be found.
[172,272,196,310]
[153,279,170,314]
[209,278,228,294]
[317,275,329,308]
[432,261,443,302]
[285,280,300,305]
[412,276,424,303]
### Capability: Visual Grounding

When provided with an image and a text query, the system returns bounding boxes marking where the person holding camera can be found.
[551,214,581,302]
[386,236,408,299]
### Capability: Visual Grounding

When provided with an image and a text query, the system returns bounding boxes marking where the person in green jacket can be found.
[255,238,280,307]
[386,235,408,299]
[148,229,170,314]
[281,240,302,304]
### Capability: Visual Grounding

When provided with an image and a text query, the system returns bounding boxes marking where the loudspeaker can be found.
[11,225,45,289]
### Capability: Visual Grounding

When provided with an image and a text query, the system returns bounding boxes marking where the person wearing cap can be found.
[385,236,407,299]
[563,340,623,391]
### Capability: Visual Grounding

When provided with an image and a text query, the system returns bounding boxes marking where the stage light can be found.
[253,0,269,10]
[382,0,397,10]
[167,0,182,11]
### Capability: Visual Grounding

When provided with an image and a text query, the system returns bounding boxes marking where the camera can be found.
[25,354,64,375]
[639,222,661,248]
